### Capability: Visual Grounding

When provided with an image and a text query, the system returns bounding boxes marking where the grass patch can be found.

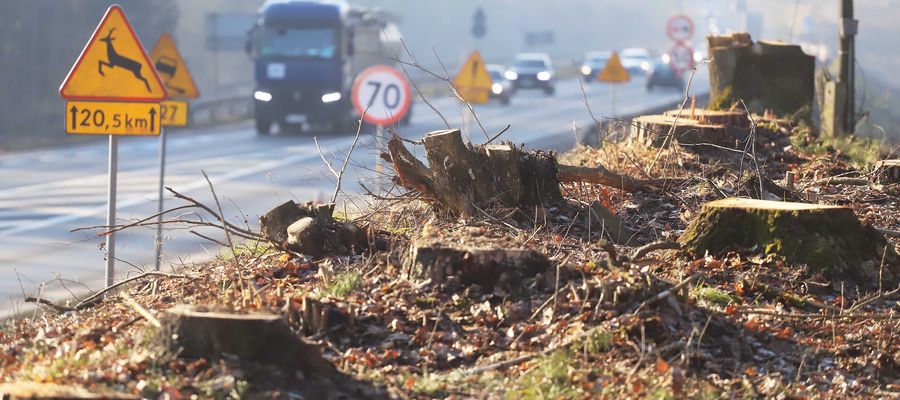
[315,271,362,299]
[505,350,583,400]
[580,327,614,354]
[792,134,885,170]
[693,285,736,307]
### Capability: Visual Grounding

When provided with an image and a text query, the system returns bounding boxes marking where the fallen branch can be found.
[74,271,196,310]
[24,296,74,313]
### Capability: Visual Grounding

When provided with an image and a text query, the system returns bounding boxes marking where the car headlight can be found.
[254,90,273,102]
[581,65,592,75]
[641,61,651,71]
[662,54,671,64]
[504,71,518,80]
[536,71,552,81]
[321,92,342,103]
[491,83,503,95]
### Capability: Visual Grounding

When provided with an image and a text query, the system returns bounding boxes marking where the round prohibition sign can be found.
[668,43,696,74]
[666,14,695,43]
[352,65,412,126]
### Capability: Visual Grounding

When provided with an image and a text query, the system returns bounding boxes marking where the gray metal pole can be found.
[838,0,857,134]
[105,135,119,288]
[155,128,167,271]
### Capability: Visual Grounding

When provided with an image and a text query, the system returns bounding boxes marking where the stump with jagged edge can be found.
[679,198,899,287]
[630,114,748,148]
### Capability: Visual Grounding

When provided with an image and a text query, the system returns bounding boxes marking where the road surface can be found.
[0,75,708,318]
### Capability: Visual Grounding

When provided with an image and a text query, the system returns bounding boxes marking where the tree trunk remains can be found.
[663,108,750,129]
[630,115,748,148]
[160,304,335,376]
[405,242,550,291]
[679,198,899,287]
[260,201,367,256]
[0,383,137,400]
[387,129,662,217]
[707,33,815,116]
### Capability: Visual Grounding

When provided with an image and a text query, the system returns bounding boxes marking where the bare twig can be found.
[24,296,73,313]
[120,291,161,328]
[74,271,195,310]
[484,124,511,145]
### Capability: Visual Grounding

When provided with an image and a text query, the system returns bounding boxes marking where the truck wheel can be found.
[255,119,271,135]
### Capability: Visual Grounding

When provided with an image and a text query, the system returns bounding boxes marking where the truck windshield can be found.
[256,27,337,59]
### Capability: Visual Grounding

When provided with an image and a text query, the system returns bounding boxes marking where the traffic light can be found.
[472,7,486,39]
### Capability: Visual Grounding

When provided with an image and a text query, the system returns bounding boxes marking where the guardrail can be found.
[189,95,253,127]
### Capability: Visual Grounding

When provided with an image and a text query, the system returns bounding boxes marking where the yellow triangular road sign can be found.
[59,5,167,101]
[150,33,200,99]
[453,51,493,104]
[598,52,630,83]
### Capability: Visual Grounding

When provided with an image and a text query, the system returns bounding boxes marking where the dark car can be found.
[580,51,611,83]
[486,64,511,105]
[505,53,555,95]
[646,61,685,92]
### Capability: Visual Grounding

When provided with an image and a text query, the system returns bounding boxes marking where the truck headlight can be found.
[641,61,651,71]
[504,71,518,80]
[491,83,503,94]
[581,65,592,75]
[254,90,273,102]
[536,71,552,81]
[321,92,342,103]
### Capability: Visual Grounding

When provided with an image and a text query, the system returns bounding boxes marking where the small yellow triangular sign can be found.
[150,33,200,99]
[453,51,493,104]
[59,5,167,101]
[598,52,630,83]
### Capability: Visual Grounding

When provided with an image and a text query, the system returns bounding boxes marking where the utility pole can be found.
[838,0,857,134]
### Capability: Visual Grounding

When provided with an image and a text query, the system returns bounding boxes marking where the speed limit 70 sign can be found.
[352,65,412,126]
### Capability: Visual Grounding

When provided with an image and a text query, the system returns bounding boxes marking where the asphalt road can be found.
[0,74,708,318]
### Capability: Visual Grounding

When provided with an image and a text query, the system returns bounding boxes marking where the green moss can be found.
[694,285,737,306]
[505,350,582,400]
[793,135,885,169]
[709,85,735,111]
[314,271,362,299]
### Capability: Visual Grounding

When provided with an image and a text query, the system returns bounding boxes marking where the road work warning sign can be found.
[453,51,493,104]
[59,5,167,102]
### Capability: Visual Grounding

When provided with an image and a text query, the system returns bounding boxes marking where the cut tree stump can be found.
[405,242,550,291]
[707,33,815,115]
[873,160,900,185]
[630,115,748,148]
[663,108,750,129]
[586,201,637,245]
[386,129,666,217]
[160,304,335,375]
[0,382,137,399]
[679,198,899,286]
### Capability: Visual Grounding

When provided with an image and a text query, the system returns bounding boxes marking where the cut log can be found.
[261,201,366,256]
[0,382,137,399]
[707,33,815,116]
[872,159,900,185]
[630,115,748,148]
[663,108,750,128]
[679,198,899,286]
[259,201,333,246]
[160,304,335,375]
[405,243,550,291]
[386,129,665,218]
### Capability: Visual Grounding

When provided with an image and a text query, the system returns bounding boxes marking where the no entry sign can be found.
[666,14,695,43]
[352,65,412,126]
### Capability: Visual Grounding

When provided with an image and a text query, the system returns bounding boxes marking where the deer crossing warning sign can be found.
[59,5,167,102]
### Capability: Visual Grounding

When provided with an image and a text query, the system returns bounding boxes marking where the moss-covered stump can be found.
[160,305,335,376]
[679,198,899,286]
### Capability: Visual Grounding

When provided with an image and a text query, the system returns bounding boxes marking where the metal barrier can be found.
[189,95,253,127]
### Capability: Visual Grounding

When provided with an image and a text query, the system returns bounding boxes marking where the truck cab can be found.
[247,0,404,134]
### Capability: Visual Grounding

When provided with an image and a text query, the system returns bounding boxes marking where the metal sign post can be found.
[155,128,166,271]
[105,136,119,287]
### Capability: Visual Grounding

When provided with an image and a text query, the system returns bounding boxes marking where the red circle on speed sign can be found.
[666,14,695,43]
[352,65,412,126]
[668,43,695,74]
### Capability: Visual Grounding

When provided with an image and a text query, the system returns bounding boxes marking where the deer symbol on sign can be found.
[98,28,151,92]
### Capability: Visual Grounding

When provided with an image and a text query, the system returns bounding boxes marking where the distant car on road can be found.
[486,64,511,105]
[505,53,555,96]
[580,51,611,83]
[646,61,685,92]
[620,48,654,76]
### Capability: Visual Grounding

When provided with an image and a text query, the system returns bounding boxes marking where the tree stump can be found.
[663,108,750,128]
[386,129,665,218]
[260,201,367,256]
[259,201,333,246]
[630,115,747,148]
[707,33,815,116]
[873,160,900,185]
[586,201,637,245]
[405,242,550,291]
[679,198,899,286]
[160,304,335,376]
